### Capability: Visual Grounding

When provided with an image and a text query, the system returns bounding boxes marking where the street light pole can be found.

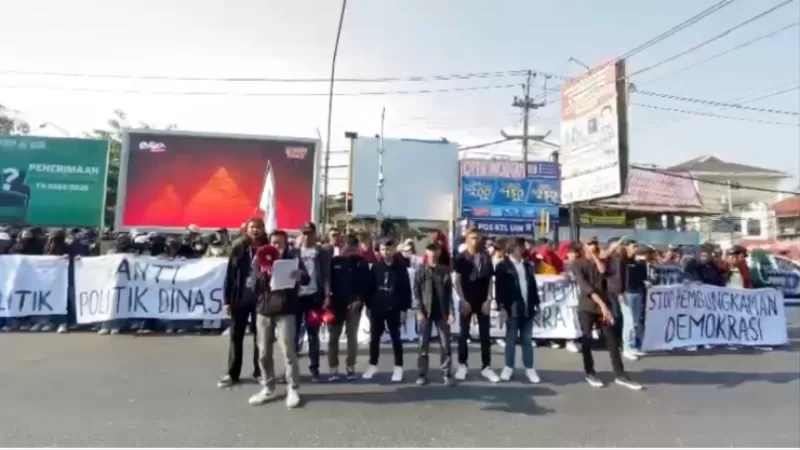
[321,0,348,233]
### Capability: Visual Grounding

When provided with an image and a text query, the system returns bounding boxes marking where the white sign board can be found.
[74,255,227,323]
[642,284,788,351]
[0,255,69,317]
[559,60,627,204]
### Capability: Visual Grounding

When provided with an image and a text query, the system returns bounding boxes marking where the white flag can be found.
[258,162,277,233]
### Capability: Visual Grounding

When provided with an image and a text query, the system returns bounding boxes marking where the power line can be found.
[621,0,738,59]
[627,0,798,78]
[457,138,512,151]
[635,88,800,116]
[0,68,527,84]
[633,102,800,126]
[0,83,520,97]
[640,21,800,84]
[634,165,800,195]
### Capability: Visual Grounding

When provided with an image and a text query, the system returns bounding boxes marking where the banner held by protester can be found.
[0,255,69,317]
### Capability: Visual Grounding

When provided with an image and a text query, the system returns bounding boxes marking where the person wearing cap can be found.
[494,237,542,384]
[567,241,643,391]
[413,242,455,386]
[327,234,372,380]
[452,228,499,383]
[294,221,332,381]
[362,238,412,383]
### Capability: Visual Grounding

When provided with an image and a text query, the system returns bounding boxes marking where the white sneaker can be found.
[362,365,379,380]
[756,346,773,351]
[285,388,301,409]
[481,367,500,383]
[634,349,647,357]
[30,323,42,332]
[685,346,698,352]
[221,327,230,337]
[565,341,580,353]
[702,345,712,350]
[550,341,561,349]
[525,368,541,384]
[97,328,110,335]
[0,326,9,332]
[391,366,403,382]
[40,324,53,332]
[726,346,739,351]
[531,340,538,348]
[110,328,120,335]
[499,366,514,381]
[496,339,506,348]
[57,324,68,334]
[591,329,600,339]
[623,351,639,361]
[454,365,468,381]
[248,388,275,405]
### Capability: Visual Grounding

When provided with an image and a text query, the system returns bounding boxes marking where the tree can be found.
[0,103,31,135]
[89,109,177,228]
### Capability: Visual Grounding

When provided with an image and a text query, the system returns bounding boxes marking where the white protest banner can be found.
[642,284,788,351]
[74,254,227,323]
[0,255,69,317]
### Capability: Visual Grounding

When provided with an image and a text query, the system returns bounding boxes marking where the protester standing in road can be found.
[494,238,541,384]
[413,243,454,386]
[327,235,371,380]
[452,229,499,382]
[618,243,649,361]
[248,230,309,409]
[568,241,643,390]
[218,218,267,388]
[295,222,331,381]
[363,238,412,383]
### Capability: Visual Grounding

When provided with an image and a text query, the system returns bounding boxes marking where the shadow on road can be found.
[633,369,800,388]
[303,384,557,416]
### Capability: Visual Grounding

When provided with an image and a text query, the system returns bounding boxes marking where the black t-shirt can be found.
[454,250,493,304]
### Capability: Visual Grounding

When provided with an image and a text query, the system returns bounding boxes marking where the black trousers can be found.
[294,295,321,373]
[227,304,260,380]
[417,317,452,377]
[368,309,403,366]
[457,307,491,369]
[578,310,625,377]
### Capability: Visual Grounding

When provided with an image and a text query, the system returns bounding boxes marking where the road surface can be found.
[1,310,799,447]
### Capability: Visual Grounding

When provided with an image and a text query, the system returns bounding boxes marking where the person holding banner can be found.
[218,218,267,389]
[494,238,541,384]
[568,242,643,391]
[248,230,310,408]
[413,243,455,386]
[453,229,499,383]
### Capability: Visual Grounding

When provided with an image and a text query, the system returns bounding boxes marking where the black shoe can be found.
[310,370,321,383]
[346,366,357,380]
[252,373,261,381]
[416,376,427,386]
[585,374,605,388]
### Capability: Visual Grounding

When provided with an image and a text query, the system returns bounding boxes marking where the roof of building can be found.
[667,155,789,176]
[772,196,800,217]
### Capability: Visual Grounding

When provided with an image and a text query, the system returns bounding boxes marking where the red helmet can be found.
[256,245,281,274]
[306,309,324,328]
[321,308,336,325]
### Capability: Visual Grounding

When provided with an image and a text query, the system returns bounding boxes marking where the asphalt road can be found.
[2,310,799,448]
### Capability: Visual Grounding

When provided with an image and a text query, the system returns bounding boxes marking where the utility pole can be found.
[376,107,386,235]
[511,70,546,164]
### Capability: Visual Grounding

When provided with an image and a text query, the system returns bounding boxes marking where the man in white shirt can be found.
[493,237,541,384]
[295,222,332,382]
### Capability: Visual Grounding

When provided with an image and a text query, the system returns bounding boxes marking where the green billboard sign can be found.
[0,136,109,227]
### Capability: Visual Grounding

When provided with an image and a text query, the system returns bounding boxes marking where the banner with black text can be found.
[0,255,69,317]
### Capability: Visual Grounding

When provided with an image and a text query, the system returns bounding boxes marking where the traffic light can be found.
[345,192,353,214]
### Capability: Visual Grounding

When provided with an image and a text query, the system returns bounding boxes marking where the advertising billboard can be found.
[459,159,560,223]
[559,59,629,204]
[0,136,109,227]
[349,136,459,221]
[117,130,318,231]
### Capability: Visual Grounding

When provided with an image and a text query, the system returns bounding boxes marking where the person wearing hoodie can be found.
[326,234,371,381]
[0,231,11,331]
[40,230,71,333]
[748,248,775,289]
[684,246,726,286]
[9,229,44,331]
[218,218,268,389]
[362,238,412,383]
[247,229,310,409]
[413,243,455,386]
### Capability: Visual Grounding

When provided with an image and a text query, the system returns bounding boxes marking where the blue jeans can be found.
[620,292,643,352]
[504,315,535,369]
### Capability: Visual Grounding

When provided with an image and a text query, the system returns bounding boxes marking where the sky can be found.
[1,0,799,195]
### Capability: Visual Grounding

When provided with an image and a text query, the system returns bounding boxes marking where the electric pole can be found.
[376,107,386,235]
[511,70,546,164]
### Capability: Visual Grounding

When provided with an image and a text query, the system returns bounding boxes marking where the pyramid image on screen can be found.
[140,184,183,224]
[182,167,254,226]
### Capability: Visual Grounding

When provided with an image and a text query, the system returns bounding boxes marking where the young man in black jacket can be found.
[494,237,541,384]
[413,243,454,386]
[247,230,310,409]
[326,235,371,380]
[363,238,412,383]
[568,241,642,391]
